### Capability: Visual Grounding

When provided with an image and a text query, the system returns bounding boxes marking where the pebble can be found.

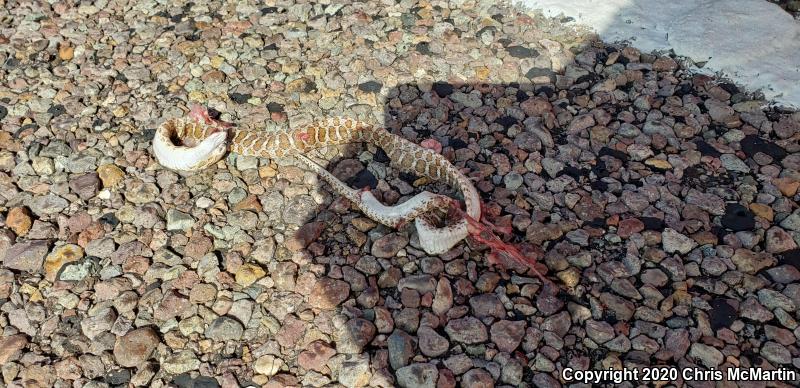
[6,207,32,236]
[205,317,244,341]
[445,317,488,344]
[396,363,438,388]
[114,327,160,367]
[44,244,83,281]
[371,233,409,258]
[4,240,49,272]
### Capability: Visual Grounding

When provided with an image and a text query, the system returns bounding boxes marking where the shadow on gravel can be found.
[295,55,800,385]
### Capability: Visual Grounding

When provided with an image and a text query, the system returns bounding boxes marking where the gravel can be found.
[1,0,799,386]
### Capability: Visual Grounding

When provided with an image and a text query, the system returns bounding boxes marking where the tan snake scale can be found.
[152,114,481,255]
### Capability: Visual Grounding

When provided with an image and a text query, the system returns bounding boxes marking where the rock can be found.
[205,316,244,341]
[765,227,797,253]
[371,233,408,258]
[585,320,615,343]
[388,330,417,369]
[731,249,776,274]
[286,221,325,251]
[166,209,195,231]
[28,194,69,215]
[490,320,526,352]
[6,207,32,236]
[4,240,48,272]
[97,164,125,188]
[469,294,505,318]
[309,278,350,309]
[740,297,774,322]
[337,318,376,354]
[114,327,160,367]
[396,363,438,388]
[69,172,101,199]
[417,326,449,357]
[44,244,84,281]
[617,218,644,238]
[662,228,697,254]
[760,342,792,364]
[689,343,723,368]
[297,341,336,373]
[162,351,200,375]
[234,263,265,287]
[0,334,28,363]
[338,354,372,388]
[462,368,494,388]
[719,154,750,173]
[81,307,117,340]
[445,317,488,344]
[254,355,284,376]
[721,203,755,231]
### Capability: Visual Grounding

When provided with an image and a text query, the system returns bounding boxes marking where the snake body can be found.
[152,115,481,255]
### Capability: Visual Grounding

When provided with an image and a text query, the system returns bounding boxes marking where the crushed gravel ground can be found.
[1,1,799,387]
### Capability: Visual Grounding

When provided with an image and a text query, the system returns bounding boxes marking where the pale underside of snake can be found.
[152,106,481,255]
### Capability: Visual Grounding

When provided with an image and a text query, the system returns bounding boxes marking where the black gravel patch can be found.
[721,203,756,231]
[494,116,517,129]
[694,140,722,157]
[640,217,665,230]
[0,105,7,121]
[740,134,787,161]
[449,138,467,150]
[709,298,737,331]
[778,248,800,270]
[432,82,454,98]
[348,169,378,190]
[105,369,131,386]
[598,147,630,162]
[373,148,390,163]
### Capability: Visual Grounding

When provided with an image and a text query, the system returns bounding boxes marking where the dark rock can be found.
[709,298,737,331]
[433,82,454,97]
[740,135,786,161]
[721,203,755,231]
[358,81,382,93]
[228,92,251,104]
[506,46,539,58]
[105,369,131,385]
[347,169,378,190]
[266,102,284,112]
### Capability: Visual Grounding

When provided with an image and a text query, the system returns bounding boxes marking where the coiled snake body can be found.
[152,112,481,255]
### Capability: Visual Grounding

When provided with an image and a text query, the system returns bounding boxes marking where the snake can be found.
[151,108,481,255]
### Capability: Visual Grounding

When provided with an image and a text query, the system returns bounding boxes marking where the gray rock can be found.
[388,329,416,370]
[27,194,69,215]
[166,208,195,231]
[445,317,488,344]
[205,316,244,341]
[3,240,48,272]
[689,343,723,367]
[720,154,750,173]
[662,228,697,254]
[396,363,438,388]
[417,326,449,357]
